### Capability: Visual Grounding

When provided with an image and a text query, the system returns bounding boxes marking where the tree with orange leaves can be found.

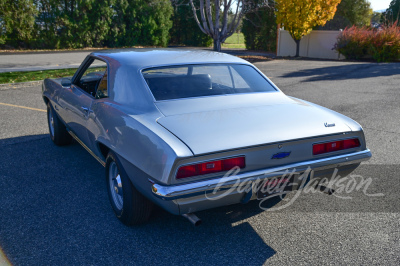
[275,0,341,57]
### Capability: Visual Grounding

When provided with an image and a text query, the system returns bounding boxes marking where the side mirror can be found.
[61,78,71,88]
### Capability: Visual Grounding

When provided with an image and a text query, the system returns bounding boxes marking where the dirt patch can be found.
[236,55,274,63]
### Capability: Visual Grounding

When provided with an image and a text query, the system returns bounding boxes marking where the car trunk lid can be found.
[156,94,352,155]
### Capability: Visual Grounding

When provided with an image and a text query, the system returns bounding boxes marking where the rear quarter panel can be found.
[42,78,73,122]
[91,102,193,185]
[42,78,62,106]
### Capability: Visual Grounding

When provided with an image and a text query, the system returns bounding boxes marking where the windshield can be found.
[142,64,277,101]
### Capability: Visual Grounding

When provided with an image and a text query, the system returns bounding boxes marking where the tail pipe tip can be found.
[182,213,202,226]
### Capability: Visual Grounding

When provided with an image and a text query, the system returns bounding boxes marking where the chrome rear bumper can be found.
[151,149,371,200]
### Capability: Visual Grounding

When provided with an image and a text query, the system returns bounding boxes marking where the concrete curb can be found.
[0,81,42,90]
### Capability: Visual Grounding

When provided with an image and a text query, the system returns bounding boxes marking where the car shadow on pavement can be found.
[0,135,276,265]
[280,63,400,82]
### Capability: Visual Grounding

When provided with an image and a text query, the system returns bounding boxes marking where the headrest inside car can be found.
[145,74,213,100]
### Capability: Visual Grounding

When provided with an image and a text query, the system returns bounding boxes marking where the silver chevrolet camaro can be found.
[42,49,371,226]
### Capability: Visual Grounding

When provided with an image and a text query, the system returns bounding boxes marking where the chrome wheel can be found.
[106,151,154,225]
[48,108,55,137]
[109,161,123,211]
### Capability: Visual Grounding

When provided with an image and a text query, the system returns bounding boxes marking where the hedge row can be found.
[0,0,211,49]
[169,2,213,47]
[242,1,277,52]
[334,24,400,62]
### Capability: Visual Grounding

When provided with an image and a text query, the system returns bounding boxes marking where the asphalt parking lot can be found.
[0,59,399,265]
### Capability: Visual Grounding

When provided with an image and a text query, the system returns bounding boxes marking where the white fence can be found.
[277,30,345,60]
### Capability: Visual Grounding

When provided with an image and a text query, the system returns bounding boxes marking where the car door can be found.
[60,57,107,148]
[85,67,110,155]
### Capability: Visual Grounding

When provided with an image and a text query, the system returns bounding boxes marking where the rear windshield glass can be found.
[142,64,276,101]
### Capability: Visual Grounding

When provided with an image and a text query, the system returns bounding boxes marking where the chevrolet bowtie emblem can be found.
[271,152,291,159]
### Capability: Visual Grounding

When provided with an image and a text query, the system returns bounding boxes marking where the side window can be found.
[76,59,107,97]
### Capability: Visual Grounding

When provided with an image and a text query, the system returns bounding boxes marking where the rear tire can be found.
[106,151,153,226]
[47,102,72,146]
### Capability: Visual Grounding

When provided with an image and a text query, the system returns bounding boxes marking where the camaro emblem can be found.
[324,122,335,127]
[271,152,291,159]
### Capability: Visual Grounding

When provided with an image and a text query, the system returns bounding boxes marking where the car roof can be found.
[91,48,248,70]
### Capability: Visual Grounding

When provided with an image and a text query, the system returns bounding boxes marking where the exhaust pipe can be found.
[182,213,202,226]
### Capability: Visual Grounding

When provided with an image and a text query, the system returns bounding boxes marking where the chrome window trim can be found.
[72,56,109,100]
[138,63,279,102]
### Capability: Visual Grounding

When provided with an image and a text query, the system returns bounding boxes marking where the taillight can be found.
[176,156,245,179]
[343,138,360,149]
[313,138,360,155]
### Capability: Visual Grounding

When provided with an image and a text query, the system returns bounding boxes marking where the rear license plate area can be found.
[256,172,309,199]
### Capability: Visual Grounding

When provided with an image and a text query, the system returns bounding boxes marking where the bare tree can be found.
[188,0,267,51]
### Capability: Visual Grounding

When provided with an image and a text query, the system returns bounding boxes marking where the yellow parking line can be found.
[0,102,46,112]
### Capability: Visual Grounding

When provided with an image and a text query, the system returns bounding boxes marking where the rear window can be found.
[142,64,276,101]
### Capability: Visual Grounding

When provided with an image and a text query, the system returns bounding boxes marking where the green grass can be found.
[224,33,245,44]
[222,33,246,49]
[0,68,79,84]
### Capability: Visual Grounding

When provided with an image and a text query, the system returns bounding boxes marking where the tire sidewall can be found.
[47,103,56,142]
[47,102,71,146]
[105,151,134,219]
